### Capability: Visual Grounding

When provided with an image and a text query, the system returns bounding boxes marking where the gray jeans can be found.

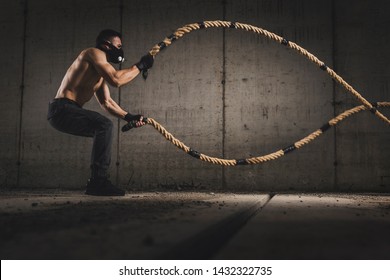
[48,98,113,178]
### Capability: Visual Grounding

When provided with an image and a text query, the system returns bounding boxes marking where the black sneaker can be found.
[85,177,125,196]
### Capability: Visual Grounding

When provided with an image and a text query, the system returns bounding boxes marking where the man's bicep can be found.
[87,49,119,86]
[94,61,119,85]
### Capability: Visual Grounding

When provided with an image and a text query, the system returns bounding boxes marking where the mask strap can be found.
[103,40,120,50]
[96,40,114,50]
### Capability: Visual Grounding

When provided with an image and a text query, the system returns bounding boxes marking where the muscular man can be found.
[47,29,154,196]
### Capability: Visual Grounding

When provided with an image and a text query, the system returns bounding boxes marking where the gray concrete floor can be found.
[0,190,389,259]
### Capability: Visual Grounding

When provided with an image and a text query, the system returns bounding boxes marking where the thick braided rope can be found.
[144,102,389,166]
[133,20,390,166]
[149,20,390,125]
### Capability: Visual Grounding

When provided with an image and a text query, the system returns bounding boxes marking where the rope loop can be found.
[134,21,390,166]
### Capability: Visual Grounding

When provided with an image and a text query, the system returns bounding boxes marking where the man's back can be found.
[56,48,103,106]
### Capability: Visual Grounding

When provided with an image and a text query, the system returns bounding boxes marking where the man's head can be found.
[95,29,124,64]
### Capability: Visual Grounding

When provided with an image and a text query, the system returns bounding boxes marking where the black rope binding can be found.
[282,144,296,154]
[320,63,328,71]
[230,22,237,29]
[168,34,177,42]
[281,38,289,46]
[370,102,378,114]
[320,122,331,132]
[188,148,201,159]
[158,41,167,51]
[198,22,206,29]
[236,159,248,165]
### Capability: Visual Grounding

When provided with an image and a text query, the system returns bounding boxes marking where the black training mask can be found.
[97,41,125,64]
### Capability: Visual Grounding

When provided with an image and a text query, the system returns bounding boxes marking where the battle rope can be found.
[123,20,390,166]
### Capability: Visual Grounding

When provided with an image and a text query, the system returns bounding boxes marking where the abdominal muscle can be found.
[55,49,103,107]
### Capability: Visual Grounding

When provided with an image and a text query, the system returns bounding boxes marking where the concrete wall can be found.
[224,0,334,191]
[334,0,390,191]
[0,0,389,191]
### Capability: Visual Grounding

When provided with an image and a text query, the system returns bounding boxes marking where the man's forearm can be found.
[101,98,127,119]
[113,65,140,87]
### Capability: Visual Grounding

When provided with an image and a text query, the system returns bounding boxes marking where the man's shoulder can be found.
[81,47,105,62]
[82,47,102,56]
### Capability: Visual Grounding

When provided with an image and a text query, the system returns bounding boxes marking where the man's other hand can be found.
[135,54,154,71]
[124,113,146,128]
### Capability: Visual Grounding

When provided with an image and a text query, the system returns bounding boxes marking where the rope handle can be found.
[121,117,149,132]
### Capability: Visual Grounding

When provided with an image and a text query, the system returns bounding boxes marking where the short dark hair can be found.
[96,29,122,45]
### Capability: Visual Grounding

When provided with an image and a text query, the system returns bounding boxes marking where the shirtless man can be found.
[47,29,154,196]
